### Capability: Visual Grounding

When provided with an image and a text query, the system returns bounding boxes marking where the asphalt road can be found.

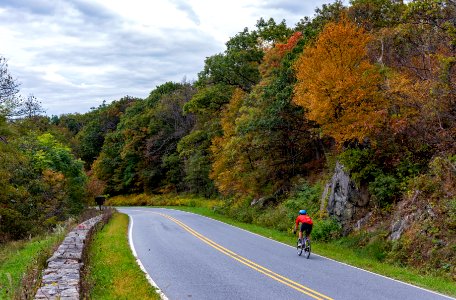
[118,207,454,300]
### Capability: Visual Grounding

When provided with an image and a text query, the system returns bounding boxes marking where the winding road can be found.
[118,207,454,300]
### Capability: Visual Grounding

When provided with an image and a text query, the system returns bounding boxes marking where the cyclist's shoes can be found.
[297,239,302,247]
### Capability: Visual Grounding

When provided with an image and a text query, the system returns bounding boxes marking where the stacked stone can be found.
[35,215,102,300]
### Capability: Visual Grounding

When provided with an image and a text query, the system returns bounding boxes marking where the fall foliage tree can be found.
[209,32,326,198]
[209,89,254,196]
[376,0,456,155]
[293,16,387,144]
[1,130,87,241]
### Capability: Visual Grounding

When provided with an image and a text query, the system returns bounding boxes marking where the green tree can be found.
[182,18,297,197]
[295,1,346,37]
[0,130,87,240]
[94,82,196,194]
[26,133,87,213]
[179,83,234,196]
[199,18,293,92]
[75,96,137,168]
[177,129,216,196]
[348,0,405,30]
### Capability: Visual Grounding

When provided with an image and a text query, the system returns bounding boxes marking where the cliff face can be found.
[325,161,451,237]
[325,159,456,278]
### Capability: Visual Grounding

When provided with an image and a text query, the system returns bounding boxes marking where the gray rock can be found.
[250,196,275,208]
[320,183,331,212]
[390,214,414,240]
[326,162,369,232]
[60,286,79,298]
[354,212,372,231]
[47,259,80,270]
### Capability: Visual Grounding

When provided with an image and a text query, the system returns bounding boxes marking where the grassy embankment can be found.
[108,194,456,297]
[85,212,160,299]
[0,231,66,299]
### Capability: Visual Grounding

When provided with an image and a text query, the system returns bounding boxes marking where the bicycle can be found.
[296,236,311,259]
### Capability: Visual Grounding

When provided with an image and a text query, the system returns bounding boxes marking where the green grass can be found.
[166,206,456,297]
[0,232,65,299]
[86,212,160,299]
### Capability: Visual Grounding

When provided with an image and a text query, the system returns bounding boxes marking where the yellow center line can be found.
[155,212,333,300]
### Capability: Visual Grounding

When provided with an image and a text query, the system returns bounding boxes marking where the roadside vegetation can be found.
[0,208,101,299]
[0,229,66,299]
[84,212,160,299]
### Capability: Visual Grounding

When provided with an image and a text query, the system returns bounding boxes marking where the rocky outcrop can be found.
[389,191,420,240]
[35,215,102,300]
[326,162,370,233]
[250,196,276,208]
[354,212,372,231]
[389,190,438,241]
[390,214,415,240]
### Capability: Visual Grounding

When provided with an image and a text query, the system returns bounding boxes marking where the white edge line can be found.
[160,207,455,300]
[127,213,169,300]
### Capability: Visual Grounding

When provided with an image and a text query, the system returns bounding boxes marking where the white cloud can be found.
[0,0,338,116]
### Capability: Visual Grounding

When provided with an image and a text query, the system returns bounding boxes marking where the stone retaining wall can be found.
[35,215,103,300]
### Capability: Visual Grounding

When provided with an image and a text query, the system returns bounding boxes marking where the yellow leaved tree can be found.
[209,89,257,196]
[293,16,387,145]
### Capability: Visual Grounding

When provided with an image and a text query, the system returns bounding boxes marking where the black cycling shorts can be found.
[300,223,312,236]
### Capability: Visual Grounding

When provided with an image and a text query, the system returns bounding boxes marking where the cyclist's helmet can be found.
[299,209,307,215]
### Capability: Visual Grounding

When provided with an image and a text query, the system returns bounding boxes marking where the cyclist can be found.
[293,210,313,247]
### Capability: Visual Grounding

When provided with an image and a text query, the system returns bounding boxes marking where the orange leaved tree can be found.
[293,16,387,145]
[209,89,256,196]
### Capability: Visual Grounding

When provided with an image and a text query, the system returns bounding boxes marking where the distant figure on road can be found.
[293,210,313,247]
[95,195,106,211]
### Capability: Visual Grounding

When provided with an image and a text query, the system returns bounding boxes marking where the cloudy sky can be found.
[0,0,337,116]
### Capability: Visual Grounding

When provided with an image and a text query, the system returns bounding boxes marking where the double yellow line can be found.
[156,212,333,300]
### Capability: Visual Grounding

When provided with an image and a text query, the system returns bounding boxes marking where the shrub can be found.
[312,218,342,242]
[232,208,254,223]
[284,182,322,219]
[228,199,255,223]
[368,173,400,207]
[337,231,391,262]
[446,198,456,232]
[363,234,391,262]
[0,208,31,241]
[254,205,289,231]
[85,172,106,205]
[338,148,380,184]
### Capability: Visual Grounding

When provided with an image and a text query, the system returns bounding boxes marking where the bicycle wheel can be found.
[304,239,311,259]
[297,239,303,256]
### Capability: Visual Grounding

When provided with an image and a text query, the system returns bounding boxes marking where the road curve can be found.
[118,207,454,300]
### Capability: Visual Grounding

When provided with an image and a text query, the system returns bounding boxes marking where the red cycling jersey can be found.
[296,215,313,226]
